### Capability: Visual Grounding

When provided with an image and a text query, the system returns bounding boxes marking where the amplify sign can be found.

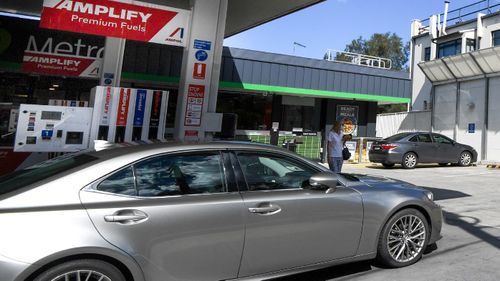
[40,0,190,47]
[22,35,103,77]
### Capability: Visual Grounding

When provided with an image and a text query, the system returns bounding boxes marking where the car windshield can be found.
[0,153,99,196]
[383,133,413,142]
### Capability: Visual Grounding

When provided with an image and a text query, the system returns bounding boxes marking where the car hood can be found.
[345,173,427,192]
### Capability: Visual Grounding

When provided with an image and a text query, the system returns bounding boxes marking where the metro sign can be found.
[22,35,103,77]
[40,0,191,47]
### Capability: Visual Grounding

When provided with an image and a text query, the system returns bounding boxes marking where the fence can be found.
[376,111,431,138]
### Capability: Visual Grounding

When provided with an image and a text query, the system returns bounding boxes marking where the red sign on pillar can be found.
[116,88,131,126]
[184,84,205,127]
[193,63,206,79]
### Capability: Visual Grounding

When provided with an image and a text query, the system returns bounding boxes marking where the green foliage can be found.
[329,33,409,71]
[378,104,408,114]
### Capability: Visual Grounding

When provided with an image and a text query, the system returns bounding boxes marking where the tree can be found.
[330,32,409,71]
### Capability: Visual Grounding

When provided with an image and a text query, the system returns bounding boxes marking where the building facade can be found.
[0,14,410,165]
[411,2,500,162]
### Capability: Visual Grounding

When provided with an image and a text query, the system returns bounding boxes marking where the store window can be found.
[0,73,98,146]
[281,105,315,131]
[493,30,500,46]
[437,39,462,58]
[280,95,318,132]
[216,92,273,130]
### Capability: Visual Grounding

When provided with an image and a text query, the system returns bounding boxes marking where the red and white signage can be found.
[185,130,198,137]
[100,86,113,125]
[40,0,191,47]
[116,88,131,126]
[23,51,101,77]
[22,35,103,77]
[184,84,205,127]
[193,63,206,80]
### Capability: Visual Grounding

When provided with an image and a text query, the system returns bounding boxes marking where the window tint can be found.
[433,134,453,144]
[384,133,412,142]
[97,167,136,196]
[237,153,317,191]
[134,153,226,197]
[417,134,432,143]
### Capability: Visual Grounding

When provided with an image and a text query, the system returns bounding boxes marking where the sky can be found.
[223,0,497,59]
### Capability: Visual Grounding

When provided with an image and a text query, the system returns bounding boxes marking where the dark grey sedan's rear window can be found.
[384,133,413,142]
[0,153,99,196]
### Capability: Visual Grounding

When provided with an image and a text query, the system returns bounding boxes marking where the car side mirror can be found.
[308,172,339,192]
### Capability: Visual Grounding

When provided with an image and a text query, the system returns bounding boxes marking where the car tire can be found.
[402,152,418,169]
[33,259,125,281]
[382,163,395,168]
[376,208,429,268]
[458,151,472,167]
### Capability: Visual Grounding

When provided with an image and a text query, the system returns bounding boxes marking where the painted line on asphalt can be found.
[441,172,495,178]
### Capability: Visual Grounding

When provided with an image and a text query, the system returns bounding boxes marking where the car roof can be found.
[87,141,294,161]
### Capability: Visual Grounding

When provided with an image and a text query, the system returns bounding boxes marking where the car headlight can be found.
[424,191,434,201]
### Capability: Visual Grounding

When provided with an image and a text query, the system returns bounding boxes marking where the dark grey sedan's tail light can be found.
[380,144,399,150]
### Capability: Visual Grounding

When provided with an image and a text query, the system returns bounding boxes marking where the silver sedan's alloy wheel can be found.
[34,260,125,281]
[387,214,426,263]
[459,152,472,166]
[51,270,112,281]
[403,153,417,169]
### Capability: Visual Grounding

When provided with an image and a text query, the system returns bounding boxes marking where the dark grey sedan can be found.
[0,142,442,281]
[369,132,478,169]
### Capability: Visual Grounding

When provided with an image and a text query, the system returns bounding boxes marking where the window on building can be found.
[424,47,431,61]
[281,105,316,131]
[437,39,462,58]
[217,92,273,130]
[466,39,476,53]
[493,30,500,46]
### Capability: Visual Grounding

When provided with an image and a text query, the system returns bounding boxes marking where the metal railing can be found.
[421,0,500,28]
[324,49,392,70]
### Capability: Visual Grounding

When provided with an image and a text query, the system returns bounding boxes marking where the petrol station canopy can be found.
[0,0,325,37]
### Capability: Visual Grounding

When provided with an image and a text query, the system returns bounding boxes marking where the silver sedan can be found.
[0,142,442,281]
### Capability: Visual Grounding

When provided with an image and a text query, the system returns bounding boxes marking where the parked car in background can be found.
[369,132,477,169]
[0,142,442,281]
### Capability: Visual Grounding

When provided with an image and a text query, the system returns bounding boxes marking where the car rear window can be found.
[0,153,99,196]
[383,133,412,142]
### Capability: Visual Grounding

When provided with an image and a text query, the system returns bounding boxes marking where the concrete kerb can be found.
[318,162,377,169]
[318,162,496,170]
[479,160,500,169]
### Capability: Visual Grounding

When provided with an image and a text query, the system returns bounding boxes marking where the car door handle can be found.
[104,210,148,224]
[248,204,281,215]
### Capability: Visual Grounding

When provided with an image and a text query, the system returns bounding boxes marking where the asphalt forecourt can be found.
[276,164,500,281]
